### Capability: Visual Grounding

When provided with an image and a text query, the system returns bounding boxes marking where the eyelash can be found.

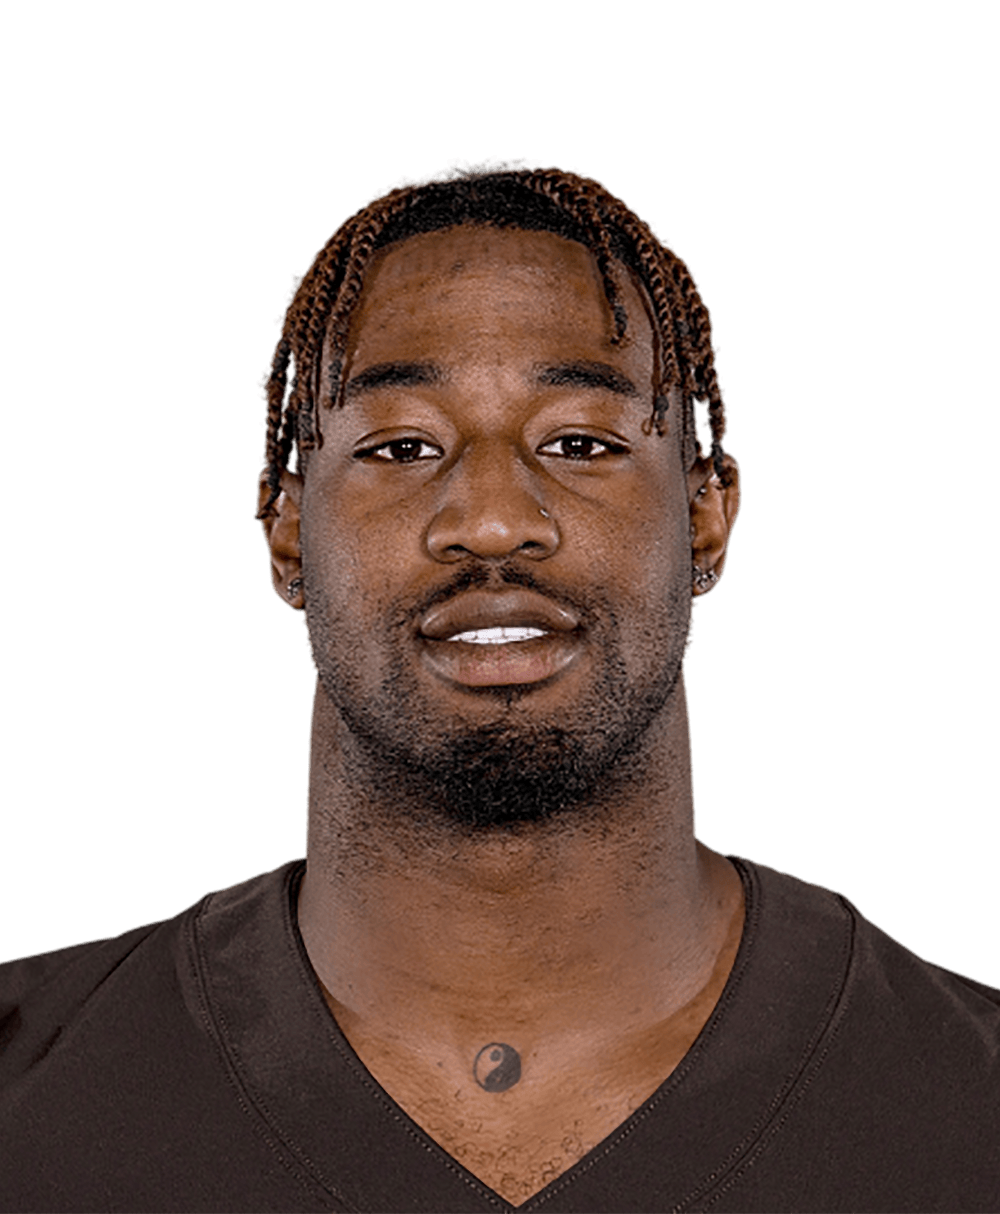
[355,435,628,464]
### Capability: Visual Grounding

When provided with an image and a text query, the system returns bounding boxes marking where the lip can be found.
[419,589,580,640]
[419,631,582,687]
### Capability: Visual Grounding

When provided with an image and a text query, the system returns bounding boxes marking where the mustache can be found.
[394,562,603,632]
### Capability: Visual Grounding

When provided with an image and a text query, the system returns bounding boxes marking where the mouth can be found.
[417,590,584,688]
[415,631,584,689]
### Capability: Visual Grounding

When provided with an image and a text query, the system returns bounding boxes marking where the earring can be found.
[286,577,303,602]
[692,565,718,593]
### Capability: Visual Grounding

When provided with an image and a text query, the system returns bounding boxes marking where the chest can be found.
[318,874,745,1203]
[404,1080,661,1205]
[350,1031,692,1206]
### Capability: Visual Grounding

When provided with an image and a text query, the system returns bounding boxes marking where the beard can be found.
[303,560,691,836]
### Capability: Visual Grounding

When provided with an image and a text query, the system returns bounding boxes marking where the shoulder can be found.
[740,855,1000,1025]
[728,844,995,1073]
[723,857,1000,1210]
[0,862,303,1078]
[0,918,174,987]
[0,905,198,1099]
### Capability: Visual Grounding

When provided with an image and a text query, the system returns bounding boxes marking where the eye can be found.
[538,434,628,461]
[356,433,625,463]
[355,437,442,463]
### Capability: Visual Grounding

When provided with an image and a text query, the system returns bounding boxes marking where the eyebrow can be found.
[534,360,639,397]
[340,358,640,401]
[343,361,442,399]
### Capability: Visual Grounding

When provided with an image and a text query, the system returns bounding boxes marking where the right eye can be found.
[355,438,443,463]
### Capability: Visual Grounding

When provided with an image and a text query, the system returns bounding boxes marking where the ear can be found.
[687,453,740,595]
[258,469,305,609]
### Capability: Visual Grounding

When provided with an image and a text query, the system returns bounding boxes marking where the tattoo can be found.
[473,1042,521,1092]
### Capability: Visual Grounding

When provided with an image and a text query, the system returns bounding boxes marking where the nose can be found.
[425,441,560,563]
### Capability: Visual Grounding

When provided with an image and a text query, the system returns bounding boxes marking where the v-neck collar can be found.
[188,857,852,1212]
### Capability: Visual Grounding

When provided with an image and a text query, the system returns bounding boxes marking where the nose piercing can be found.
[540,508,551,518]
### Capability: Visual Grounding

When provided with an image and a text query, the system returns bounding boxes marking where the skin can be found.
[259,226,742,1204]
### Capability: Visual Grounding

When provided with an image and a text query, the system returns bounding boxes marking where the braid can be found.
[261,336,292,512]
[323,188,419,373]
[257,169,730,519]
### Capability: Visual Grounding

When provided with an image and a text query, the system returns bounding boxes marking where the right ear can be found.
[258,469,305,608]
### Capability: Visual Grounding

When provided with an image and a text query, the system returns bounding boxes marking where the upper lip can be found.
[418,589,580,641]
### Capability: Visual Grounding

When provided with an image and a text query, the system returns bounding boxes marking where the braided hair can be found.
[257,169,730,520]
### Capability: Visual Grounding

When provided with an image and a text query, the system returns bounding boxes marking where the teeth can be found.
[446,626,547,645]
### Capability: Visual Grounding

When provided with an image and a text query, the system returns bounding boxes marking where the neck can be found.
[297,675,742,1057]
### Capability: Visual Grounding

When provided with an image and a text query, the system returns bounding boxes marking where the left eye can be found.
[538,435,626,460]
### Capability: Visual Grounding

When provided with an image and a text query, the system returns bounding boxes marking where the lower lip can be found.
[418,633,582,687]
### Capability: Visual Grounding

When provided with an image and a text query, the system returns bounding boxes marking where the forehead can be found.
[336,225,656,377]
[358,224,608,297]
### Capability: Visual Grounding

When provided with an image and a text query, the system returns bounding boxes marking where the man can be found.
[1,170,997,1213]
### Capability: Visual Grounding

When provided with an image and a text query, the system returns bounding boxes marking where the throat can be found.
[319,863,744,1087]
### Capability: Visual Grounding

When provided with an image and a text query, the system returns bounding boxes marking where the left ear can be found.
[687,454,740,594]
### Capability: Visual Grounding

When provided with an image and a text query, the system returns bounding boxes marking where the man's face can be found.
[299,225,695,832]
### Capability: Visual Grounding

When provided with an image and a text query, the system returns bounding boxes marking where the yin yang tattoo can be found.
[473,1042,521,1092]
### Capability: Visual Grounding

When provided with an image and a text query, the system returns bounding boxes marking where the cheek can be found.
[301,471,421,610]
[595,471,691,596]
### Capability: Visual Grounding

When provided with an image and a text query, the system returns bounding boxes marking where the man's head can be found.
[258,170,739,835]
